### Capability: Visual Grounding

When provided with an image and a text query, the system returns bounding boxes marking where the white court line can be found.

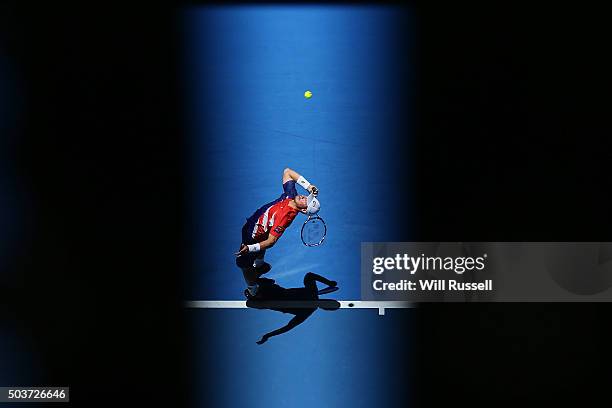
[185,300,413,316]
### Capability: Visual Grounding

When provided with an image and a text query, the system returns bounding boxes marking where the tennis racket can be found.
[301,215,327,247]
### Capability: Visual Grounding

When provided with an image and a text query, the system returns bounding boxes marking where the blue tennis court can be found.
[189,308,414,408]
[183,5,414,407]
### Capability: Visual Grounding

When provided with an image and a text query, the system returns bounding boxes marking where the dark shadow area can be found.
[246,272,340,345]
[410,3,612,407]
[1,2,187,406]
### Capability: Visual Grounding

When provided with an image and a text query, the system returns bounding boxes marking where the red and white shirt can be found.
[246,180,300,243]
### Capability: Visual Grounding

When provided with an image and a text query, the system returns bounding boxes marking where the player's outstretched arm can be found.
[282,167,318,195]
[235,235,278,256]
[256,313,312,344]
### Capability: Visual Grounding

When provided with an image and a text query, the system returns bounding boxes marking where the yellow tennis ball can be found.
[304,90,313,99]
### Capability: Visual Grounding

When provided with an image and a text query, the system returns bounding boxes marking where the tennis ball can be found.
[304,90,313,99]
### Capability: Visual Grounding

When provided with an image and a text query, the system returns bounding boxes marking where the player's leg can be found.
[238,222,261,296]
[253,250,271,276]
[239,221,271,273]
[236,252,257,283]
[236,227,255,283]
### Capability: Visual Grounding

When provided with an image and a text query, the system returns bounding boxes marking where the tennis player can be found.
[235,168,320,297]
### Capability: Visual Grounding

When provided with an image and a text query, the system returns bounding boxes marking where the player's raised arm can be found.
[282,167,318,195]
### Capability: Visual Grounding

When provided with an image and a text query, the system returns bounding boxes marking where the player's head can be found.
[295,193,320,215]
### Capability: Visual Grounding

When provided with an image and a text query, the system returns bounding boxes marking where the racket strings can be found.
[301,216,327,246]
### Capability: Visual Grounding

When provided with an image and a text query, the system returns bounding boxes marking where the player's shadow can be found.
[246,272,340,345]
